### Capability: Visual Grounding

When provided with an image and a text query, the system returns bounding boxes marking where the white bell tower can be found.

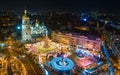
[22,9,31,41]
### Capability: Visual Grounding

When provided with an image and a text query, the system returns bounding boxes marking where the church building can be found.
[21,9,48,41]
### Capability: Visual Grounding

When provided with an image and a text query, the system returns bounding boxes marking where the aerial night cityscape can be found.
[0,0,120,75]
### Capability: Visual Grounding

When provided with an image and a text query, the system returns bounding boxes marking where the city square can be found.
[0,0,120,75]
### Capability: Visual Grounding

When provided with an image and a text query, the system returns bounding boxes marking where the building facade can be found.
[21,9,48,41]
[31,20,47,38]
[22,9,31,41]
[51,31,102,51]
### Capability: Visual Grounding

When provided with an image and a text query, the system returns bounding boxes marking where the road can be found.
[102,42,114,75]
[14,50,44,75]
[1,48,43,75]
[19,55,43,75]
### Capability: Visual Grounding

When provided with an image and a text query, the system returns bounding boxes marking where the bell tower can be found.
[22,9,31,41]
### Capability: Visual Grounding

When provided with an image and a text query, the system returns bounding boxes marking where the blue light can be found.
[83,18,87,21]
[44,69,49,75]
[49,57,74,72]
[17,26,21,30]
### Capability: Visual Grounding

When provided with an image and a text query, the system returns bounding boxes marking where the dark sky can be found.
[0,0,120,13]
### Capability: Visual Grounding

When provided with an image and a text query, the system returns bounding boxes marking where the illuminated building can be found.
[31,20,48,37]
[51,31,101,51]
[22,9,48,41]
[22,9,31,41]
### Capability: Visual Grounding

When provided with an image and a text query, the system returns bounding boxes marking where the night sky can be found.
[0,0,120,13]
